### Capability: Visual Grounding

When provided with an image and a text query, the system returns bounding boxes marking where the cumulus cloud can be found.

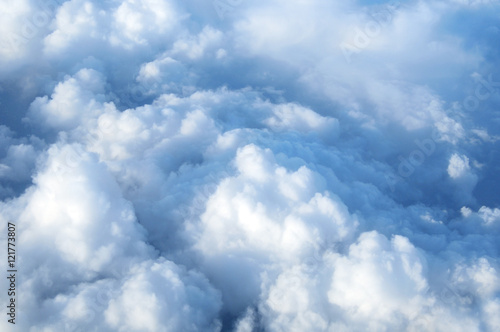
[258,231,431,331]
[27,68,107,131]
[0,143,222,331]
[1,0,499,331]
[447,153,478,204]
[328,232,428,321]
[23,258,222,332]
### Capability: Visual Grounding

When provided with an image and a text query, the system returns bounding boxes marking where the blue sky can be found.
[1,0,500,331]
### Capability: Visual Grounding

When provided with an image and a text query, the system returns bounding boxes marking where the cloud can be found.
[0,0,500,331]
[190,144,358,314]
[262,232,429,331]
[27,68,107,131]
[263,102,339,140]
[328,232,428,321]
[104,259,222,332]
[0,142,222,331]
[23,258,222,332]
[448,153,472,179]
[44,0,182,55]
[447,153,478,204]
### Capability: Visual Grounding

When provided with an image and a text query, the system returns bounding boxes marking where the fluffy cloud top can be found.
[0,0,499,331]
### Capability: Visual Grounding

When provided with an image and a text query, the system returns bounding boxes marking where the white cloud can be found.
[170,26,224,60]
[111,0,180,48]
[104,259,222,332]
[194,144,357,259]
[448,153,471,179]
[328,232,428,321]
[0,0,499,330]
[44,0,182,55]
[447,153,478,204]
[263,102,339,136]
[27,68,107,130]
[233,307,257,332]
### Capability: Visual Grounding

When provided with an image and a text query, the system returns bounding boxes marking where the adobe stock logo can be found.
[212,0,245,19]
[339,1,401,64]
[462,73,500,112]
[5,0,65,52]
[386,73,500,192]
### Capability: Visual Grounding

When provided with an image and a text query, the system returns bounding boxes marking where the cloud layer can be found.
[1,0,499,331]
